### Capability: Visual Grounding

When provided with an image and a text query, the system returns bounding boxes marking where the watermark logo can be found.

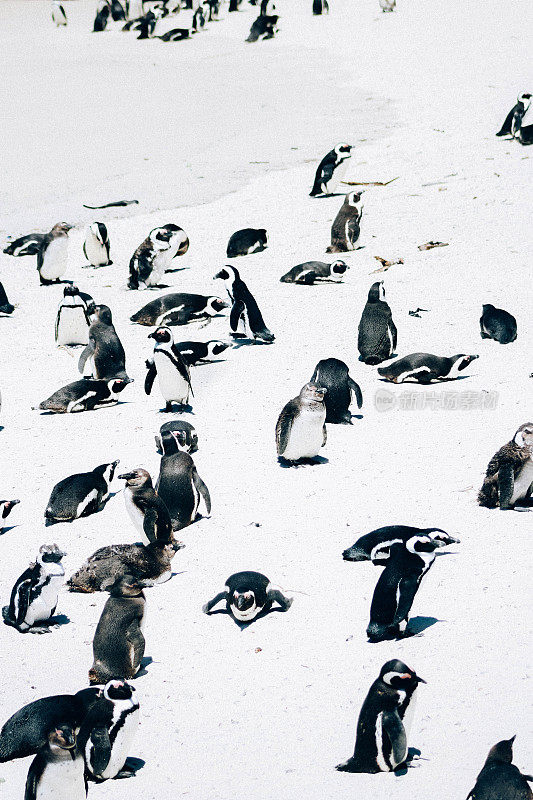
[374,389,498,412]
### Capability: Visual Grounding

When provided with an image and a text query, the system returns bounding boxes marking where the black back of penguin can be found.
[156,431,210,530]
[45,462,118,522]
[467,737,533,800]
[343,524,457,562]
[358,281,396,365]
[79,305,128,380]
[311,358,362,423]
[226,229,267,256]
[480,304,517,344]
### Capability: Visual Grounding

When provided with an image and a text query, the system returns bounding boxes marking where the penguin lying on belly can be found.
[35,377,132,413]
[377,353,478,383]
[203,571,292,623]
[342,524,459,563]
[45,461,118,524]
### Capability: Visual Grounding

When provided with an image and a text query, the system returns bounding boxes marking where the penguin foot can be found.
[29,625,52,635]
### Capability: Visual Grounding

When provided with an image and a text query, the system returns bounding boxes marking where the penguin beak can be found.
[118,472,135,480]
[416,676,427,684]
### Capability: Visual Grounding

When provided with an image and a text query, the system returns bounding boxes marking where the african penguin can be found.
[3,232,46,257]
[45,461,119,524]
[326,191,363,252]
[130,293,228,327]
[2,544,66,633]
[119,468,174,544]
[357,281,397,364]
[336,659,425,773]
[78,304,129,381]
[480,304,517,344]
[377,353,479,383]
[36,223,72,286]
[145,326,193,411]
[280,259,349,284]
[83,222,112,267]
[276,383,327,463]
[342,524,459,563]
[0,499,20,534]
[93,1,110,31]
[203,571,293,623]
[310,358,362,423]
[226,228,268,256]
[312,0,328,14]
[0,281,15,315]
[496,92,532,138]
[310,144,352,196]
[155,420,198,454]
[156,429,211,531]
[466,736,533,800]
[260,0,276,13]
[110,0,126,19]
[213,265,275,342]
[24,725,86,800]
[379,0,395,10]
[128,224,189,289]
[51,0,68,25]
[35,377,132,413]
[173,339,230,365]
[55,286,94,346]
[246,15,278,40]
[478,422,533,510]
[67,541,182,592]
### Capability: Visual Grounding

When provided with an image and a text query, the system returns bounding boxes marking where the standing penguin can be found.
[478,422,533,510]
[55,286,94,346]
[336,659,426,773]
[83,222,112,267]
[2,544,66,634]
[45,461,119,524]
[0,281,15,315]
[310,358,362,423]
[0,499,20,534]
[88,575,146,685]
[128,224,189,290]
[312,0,328,15]
[310,144,352,196]
[36,223,72,286]
[203,571,293,623]
[213,266,275,342]
[466,736,532,800]
[357,281,397,365]
[480,304,517,344]
[78,305,129,380]
[93,0,110,30]
[366,536,446,642]
[145,326,193,412]
[226,228,267,257]
[156,428,211,531]
[155,420,198,454]
[326,192,363,252]
[51,0,68,25]
[276,383,327,463]
[25,725,86,800]
[119,468,174,544]
[496,92,532,138]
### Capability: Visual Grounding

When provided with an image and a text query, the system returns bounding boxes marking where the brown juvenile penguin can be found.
[478,423,533,510]
[119,468,174,544]
[466,736,533,800]
[326,192,363,253]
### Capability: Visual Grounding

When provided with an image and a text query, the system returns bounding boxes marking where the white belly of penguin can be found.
[99,703,140,779]
[27,571,65,625]
[34,756,86,800]
[56,308,89,346]
[282,411,325,461]
[155,353,189,403]
[84,234,107,266]
[41,238,68,281]
[145,252,170,287]
[124,488,146,538]
[511,459,533,504]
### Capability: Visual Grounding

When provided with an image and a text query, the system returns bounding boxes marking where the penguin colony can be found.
[0,3,530,799]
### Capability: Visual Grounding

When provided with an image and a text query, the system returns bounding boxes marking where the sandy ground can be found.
[0,0,532,798]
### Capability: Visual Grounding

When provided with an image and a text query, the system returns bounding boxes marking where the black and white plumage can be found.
[0,281,15,315]
[0,499,20,534]
[379,0,395,11]
[357,281,397,365]
[203,571,292,623]
[145,326,193,411]
[51,0,68,25]
[35,377,132,414]
[2,544,66,634]
[466,736,533,800]
[55,286,94,346]
[260,0,276,13]
[93,1,110,31]
[496,92,532,138]
[3,233,46,257]
[83,222,112,267]
[155,420,198,454]
[310,358,362,424]
[276,383,327,462]
[158,27,190,40]
[480,304,517,344]
[326,191,363,252]
[366,536,447,642]
[68,541,181,592]
[128,224,189,289]
[78,305,129,381]
[336,660,425,773]
[156,428,211,531]
[119,468,174,544]
[378,352,478,383]
[342,524,459,563]
[245,14,277,40]
[45,462,119,524]
[280,259,349,284]
[110,0,126,19]
[478,422,533,510]
[213,265,274,343]
[36,223,72,286]
[173,339,230,365]
[312,0,328,15]
[130,293,228,326]
[226,228,268,257]
[310,144,352,196]
[24,725,86,800]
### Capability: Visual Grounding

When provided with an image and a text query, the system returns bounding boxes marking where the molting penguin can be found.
[45,461,119,524]
[119,468,174,544]
[83,222,112,267]
[0,499,20,533]
[68,541,182,592]
[155,420,198,454]
[326,191,363,252]
[25,725,86,800]
[310,358,362,423]
[203,571,293,623]
[496,92,532,138]
[357,281,397,364]
[128,224,189,289]
[55,286,94,346]
[213,265,275,342]
[51,0,68,25]
[35,377,132,413]
[366,536,447,642]
[78,304,129,381]
[2,544,66,633]
[478,422,533,510]
[0,281,15,315]
[466,736,533,800]
[156,428,211,531]
[36,223,72,286]
[226,228,267,256]
[173,339,230,365]
[377,353,478,383]
[280,259,349,284]
[310,144,352,196]
[3,232,46,257]
[480,304,517,344]
[342,524,459,563]
[89,575,146,685]
[131,293,228,327]
[276,383,327,463]
[336,660,426,773]
[145,326,193,411]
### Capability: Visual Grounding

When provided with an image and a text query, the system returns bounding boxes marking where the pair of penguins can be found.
[28,222,110,286]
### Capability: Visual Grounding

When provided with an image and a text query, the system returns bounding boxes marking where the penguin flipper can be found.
[496,106,517,136]
[24,755,43,800]
[390,319,398,352]
[144,361,157,395]
[78,341,94,374]
[202,591,227,613]
[498,463,515,509]
[229,300,246,333]
[12,573,34,627]
[348,377,363,408]
[322,424,327,447]
[276,413,293,456]
[381,709,407,769]
[392,575,420,628]
[82,241,88,261]
[89,726,112,776]
[54,311,60,342]
[193,471,211,515]
[142,507,158,544]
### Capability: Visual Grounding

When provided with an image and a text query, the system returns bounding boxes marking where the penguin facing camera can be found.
[155,420,198,454]
[145,326,193,412]
[2,544,66,633]
[24,724,86,800]
[276,383,327,463]
[310,358,362,423]
[36,222,72,286]
[478,422,533,510]
[203,571,293,623]
[128,224,189,289]
[83,222,112,267]
[55,286,94,347]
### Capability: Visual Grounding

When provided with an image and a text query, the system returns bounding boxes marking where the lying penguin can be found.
[35,377,132,413]
[0,499,20,534]
[45,461,119,523]
[3,544,66,633]
[203,571,293,623]
[378,353,478,383]
[342,524,459,563]
[280,259,349,284]
[68,541,183,592]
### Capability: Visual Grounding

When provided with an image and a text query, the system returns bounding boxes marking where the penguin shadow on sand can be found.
[401,616,439,637]
[136,655,154,678]
[229,336,273,350]
[159,403,194,414]
[278,455,329,468]
[393,748,425,776]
